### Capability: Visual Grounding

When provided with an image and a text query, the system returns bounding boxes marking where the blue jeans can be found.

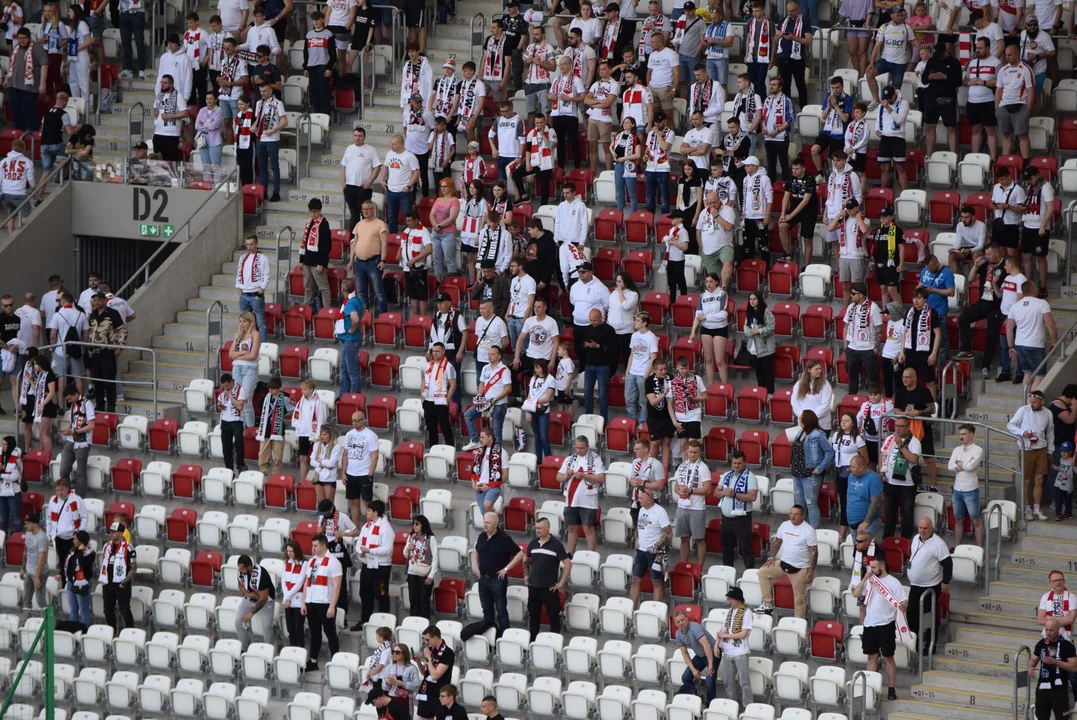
[42,143,66,174]
[385,189,413,234]
[255,140,281,196]
[532,410,552,462]
[466,403,508,444]
[238,293,268,341]
[200,143,224,166]
[476,487,502,509]
[873,59,908,88]
[747,62,769,97]
[339,338,363,396]
[625,373,647,422]
[615,163,638,213]
[793,474,823,528]
[680,654,718,704]
[645,171,670,215]
[802,0,819,29]
[0,495,22,535]
[951,489,982,520]
[679,54,699,86]
[67,587,92,626]
[707,57,729,85]
[583,364,610,417]
[353,256,388,315]
[1016,345,1047,379]
[477,576,510,635]
[232,362,258,427]
[508,318,524,353]
[431,229,458,276]
[497,156,515,180]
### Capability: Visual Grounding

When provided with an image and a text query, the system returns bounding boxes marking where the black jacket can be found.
[523,230,557,289]
[301,216,332,267]
[923,54,962,100]
[580,322,617,367]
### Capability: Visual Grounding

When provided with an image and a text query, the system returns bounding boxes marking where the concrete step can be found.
[940,642,1023,665]
[976,595,1037,618]
[963,608,1043,633]
[910,683,1022,713]
[129,360,207,381]
[127,372,207,393]
[1010,547,1077,571]
[928,656,1014,679]
[952,622,1041,647]
[164,318,235,338]
[1026,519,1077,541]
[122,386,184,405]
[919,671,1014,696]
[960,405,1024,426]
[114,399,182,420]
[151,334,209,353]
[972,391,1031,410]
[980,580,1042,601]
[286,188,346,207]
[140,347,207,368]
[199,285,244,303]
[189,296,253,314]
[265,210,317,226]
[887,698,1012,720]
[997,563,1056,584]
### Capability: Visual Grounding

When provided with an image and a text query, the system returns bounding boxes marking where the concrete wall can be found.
[1040,321,1077,399]
[123,192,243,352]
[0,185,77,301]
[70,183,234,241]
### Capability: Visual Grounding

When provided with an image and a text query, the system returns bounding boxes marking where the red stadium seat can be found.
[166,508,197,543]
[392,443,424,478]
[771,302,801,338]
[389,485,421,520]
[337,393,367,425]
[605,418,637,454]
[284,305,313,340]
[21,450,50,484]
[264,474,296,509]
[191,551,223,588]
[736,259,767,294]
[373,312,404,347]
[669,564,703,603]
[769,388,794,425]
[110,458,143,493]
[4,531,26,565]
[625,211,655,246]
[810,621,845,660]
[504,497,535,533]
[296,480,319,511]
[404,315,434,348]
[367,396,398,431]
[595,209,623,243]
[705,383,735,419]
[292,521,318,554]
[435,577,466,615]
[93,412,118,447]
[773,346,800,383]
[279,345,309,378]
[313,308,342,340]
[171,465,202,499]
[704,426,735,463]
[929,191,961,226]
[672,295,700,329]
[865,187,893,219]
[768,261,799,297]
[801,305,833,343]
[882,536,911,575]
[549,413,572,446]
[737,430,770,467]
[370,354,401,390]
[671,336,701,369]
[640,292,672,326]
[149,419,178,454]
[735,387,769,423]
[593,248,623,282]
[538,456,566,491]
[624,251,654,285]
[771,433,792,472]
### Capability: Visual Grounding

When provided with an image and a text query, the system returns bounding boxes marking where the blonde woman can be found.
[792,358,834,432]
[294,378,327,487]
[229,312,261,427]
[309,425,342,503]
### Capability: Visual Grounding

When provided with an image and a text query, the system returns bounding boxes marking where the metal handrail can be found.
[1,159,70,233]
[938,359,960,420]
[470,13,486,65]
[916,587,936,683]
[847,669,869,720]
[298,113,313,180]
[17,131,36,169]
[1014,645,1031,720]
[114,166,240,299]
[274,226,295,306]
[984,502,1004,594]
[1022,315,1077,402]
[37,341,159,418]
[127,101,146,158]
[204,300,225,385]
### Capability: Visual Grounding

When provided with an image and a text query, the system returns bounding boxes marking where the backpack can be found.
[61,313,82,360]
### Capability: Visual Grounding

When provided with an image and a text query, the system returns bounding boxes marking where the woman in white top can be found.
[65,6,93,99]
[608,272,640,372]
[228,312,261,428]
[570,0,603,46]
[881,301,905,397]
[280,540,307,647]
[309,425,342,493]
[792,359,834,431]
[460,180,488,285]
[690,271,730,386]
[403,514,439,619]
[831,411,869,537]
[0,436,22,537]
[527,358,557,462]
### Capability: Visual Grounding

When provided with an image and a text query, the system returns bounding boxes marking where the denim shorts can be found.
[220,98,239,119]
[86,14,105,38]
[951,489,981,520]
[1034,72,1046,94]
[873,58,907,87]
[632,549,664,580]
[475,486,501,508]
[41,143,67,173]
[1015,345,1047,378]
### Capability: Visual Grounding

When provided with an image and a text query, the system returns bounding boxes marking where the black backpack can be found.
[61,313,82,360]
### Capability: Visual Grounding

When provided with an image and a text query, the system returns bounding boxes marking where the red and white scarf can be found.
[474,443,504,488]
[305,554,333,587]
[457,77,482,119]
[402,57,426,98]
[904,306,935,352]
[840,215,864,254]
[1047,590,1074,635]
[671,373,700,415]
[425,357,450,401]
[461,158,485,195]
[234,109,254,150]
[17,44,35,85]
[551,73,573,113]
[956,31,972,66]
[865,572,916,648]
[600,19,619,60]
[238,251,264,286]
[303,216,323,253]
[778,15,803,58]
[850,540,875,587]
[746,17,770,62]
[527,127,555,170]
[432,75,458,118]
[762,93,788,134]
[404,224,428,268]
[565,451,599,505]
[483,35,507,81]
[647,128,669,167]
[184,28,202,59]
[692,78,714,116]
[99,540,132,584]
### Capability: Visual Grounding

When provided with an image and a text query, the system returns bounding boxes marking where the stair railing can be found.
[205,300,225,385]
[937,360,960,420]
[38,341,158,419]
[1013,645,1032,720]
[1022,315,1077,403]
[275,226,295,306]
[916,589,936,683]
[470,14,486,65]
[847,670,869,720]
[127,101,146,157]
[983,502,1004,594]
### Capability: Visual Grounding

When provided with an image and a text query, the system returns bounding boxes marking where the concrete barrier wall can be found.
[0,186,77,301]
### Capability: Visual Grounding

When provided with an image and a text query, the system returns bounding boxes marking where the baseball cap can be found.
[683,0,696,8]
[317,499,334,514]
[579,261,594,271]
[879,207,894,216]
[851,282,868,296]
[845,198,860,210]
[443,57,456,69]
[133,141,148,150]
[435,292,452,303]
[882,86,897,101]
[1025,165,1041,180]
[668,209,685,220]
[506,0,519,6]
[109,521,126,533]
[480,260,496,270]
[1061,441,1075,453]
[468,141,480,149]
[744,155,760,166]
[726,587,746,602]
[25,512,40,525]
[654,110,667,122]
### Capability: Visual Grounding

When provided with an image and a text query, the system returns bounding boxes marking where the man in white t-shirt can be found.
[626,312,659,423]
[515,298,558,374]
[341,127,381,230]
[1019,164,1055,293]
[1006,282,1056,392]
[343,410,380,525]
[464,345,512,451]
[947,424,985,546]
[152,72,188,164]
[757,505,817,618]
[995,44,1034,158]
[583,59,620,174]
[1039,570,1077,640]
[558,436,607,553]
[630,487,671,606]
[506,258,536,352]
[378,135,420,234]
[218,0,249,33]
[647,32,679,117]
[302,535,343,670]
[717,588,755,706]
[473,299,510,378]
[950,205,987,274]
[673,439,712,565]
[880,419,923,539]
[907,517,952,656]
[49,291,89,394]
[867,8,918,106]
[842,283,883,395]
[853,556,908,701]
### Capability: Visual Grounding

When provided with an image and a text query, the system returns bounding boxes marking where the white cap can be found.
[744,155,760,166]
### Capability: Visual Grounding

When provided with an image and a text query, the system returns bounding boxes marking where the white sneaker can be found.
[462,441,480,451]
[868,100,879,111]
[1035,511,1049,521]
[1024,507,1034,521]
[119,69,133,79]
[138,70,146,80]
[116,393,125,402]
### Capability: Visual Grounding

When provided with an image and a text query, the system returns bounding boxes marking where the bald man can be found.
[907,517,951,655]
[466,512,525,640]
[1030,618,1077,720]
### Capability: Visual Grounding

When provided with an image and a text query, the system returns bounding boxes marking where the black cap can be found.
[851,282,869,296]
[579,261,594,271]
[882,86,897,101]
[1025,165,1040,179]
[726,587,746,602]
[683,0,695,8]
[654,110,667,122]
[109,521,126,533]
[317,499,334,514]
[25,512,41,525]
[435,292,452,303]
[845,198,860,210]
[506,0,520,6]
[480,260,496,270]
[133,141,148,150]
[668,209,685,219]
[879,206,893,216]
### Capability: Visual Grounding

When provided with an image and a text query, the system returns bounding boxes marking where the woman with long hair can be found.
[742,290,775,393]
[489,180,513,226]
[676,160,702,255]
[608,272,640,373]
[791,409,835,528]
[65,5,93,99]
[309,424,342,503]
[690,272,730,385]
[460,179,487,285]
[229,311,261,427]
[0,436,22,536]
[38,3,68,97]
[280,540,306,647]
[430,177,461,278]
[611,116,641,212]
[832,411,869,538]
[527,358,556,462]
[404,514,439,619]
[570,0,602,46]
[33,355,58,457]
[370,643,421,719]
[196,90,225,168]
[792,358,834,432]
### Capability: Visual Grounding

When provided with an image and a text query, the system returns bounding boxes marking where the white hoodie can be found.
[554,196,588,246]
[0,151,33,195]
[155,48,193,101]
[826,165,862,221]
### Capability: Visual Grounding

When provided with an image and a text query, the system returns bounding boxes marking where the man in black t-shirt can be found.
[40,93,79,183]
[502,1,529,91]
[348,0,377,60]
[236,554,277,648]
[1030,619,1077,720]
[777,157,816,263]
[435,685,470,720]
[524,517,571,640]
[868,209,905,306]
[956,242,1007,378]
[417,627,456,720]
[894,366,939,492]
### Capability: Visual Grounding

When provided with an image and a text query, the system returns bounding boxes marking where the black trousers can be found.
[1036,687,1069,720]
[551,115,581,169]
[192,67,209,107]
[285,606,305,647]
[765,140,791,183]
[882,356,898,397]
[344,185,373,231]
[423,400,454,450]
[845,348,878,395]
[413,150,431,198]
[237,145,254,186]
[306,601,340,662]
[433,166,453,191]
[102,582,134,630]
[573,323,588,365]
[408,573,434,619]
[56,536,74,585]
[778,57,809,111]
[742,218,766,262]
[883,482,917,539]
[221,419,246,471]
[754,353,775,393]
[958,301,1002,369]
[907,582,941,653]
[721,513,754,569]
[527,586,562,641]
[307,65,332,115]
[668,260,687,302]
[90,351,117,412]
[359,564,391,623]
[153,134,181,162]
[511,165,554,205]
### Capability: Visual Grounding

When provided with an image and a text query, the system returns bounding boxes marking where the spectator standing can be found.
[342,410,379,525]
[918,254,955,360]
[644,111,674,216]
[559,436,606,553]
[523,517,571,640]
[645,361,674,475]
[472,300,510,379]
[568,263,608,356]
[0,438,22,537]
[740,156,772,261]
[302,11,335,115]
[630,486,671,606]
[846,454,883,535]
[898,289,942,398]
[717,451,758,569]
[512,113,557,206]
[515,297,558,377]
[357,499,394,625]
[404,515,438,620]
[5,29,48,132]
[1017,16,1053,116]
[832,411,869,531]
[230,313,261,427]
[894,365,939,489]
[60,530,93,626]
[472,427,504,513]
[743,1,772,95]
[792,359,834,432]
[280,541,306,646]
[791,409,835,528]
[254,83,287,202]
[488,102,526,181]
[1006,281,1056,391]
[99,521,136,630]
[297,198,333,312]
[965,36,1001,159]
[777,159,817,264]
[674,608,718,703]
[336,279,364,396]
[20,512,46,610]
[380,135,420,234]
[672,1,705,102]
[1039,571,1077,641]
[416,628,455,720]
[341,128,382,231]
[255,377,291,473]
[995,43,1034,159]
[907,517,951,654]
[667,355,707,462]
[235,554,276,648]
[853,556,908,701]
[1020,164,1054,293]
[717,588,754,706]
[404,94,436,198]
[464,345,511,448]
[217,39,247,143]
[625,311,658,422]
[215,373,247,473]
[742,290,776,392]
[468,512,524,639]
[1009,390,1055,521]
[235,235,270,342]
[921,40,962,155]
[524,358,556,460]
[1030,619,1077,720]
[428,294,467,405]
[842,283,883,394]
[881,414,923,538]
[49,293,87,397]
[757,505,817,617]
[955,244,1005,375]
[351,200,390,316]
[948,423,985,544]
[301,534,343,671]
[194,91,225,167]
[36,94,75,199]
[812,77,853,172]
[775,1,812,110]
[703,6,732,83]
[86,293,126,413]
[0,139,33,233]
[580,309,617,417]
[233,96,255,185]
[547,56,585,171]
[429,179,460,277]
[830,200,871,301]
[421,343,456,449]
[38,3,66,93]
[673,439,711,565]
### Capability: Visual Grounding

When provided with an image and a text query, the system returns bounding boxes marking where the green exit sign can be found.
[138,223,159,237]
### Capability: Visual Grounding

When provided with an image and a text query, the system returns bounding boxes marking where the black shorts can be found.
[995,222,1020,248]
[918,424,935,458]
[850,153,867,173]
[874,262,900,286]
[877,136,907,164]
[813,133,844,156]
[967,100,998,127]
[647,413,676,440]
[21,396,34,424]
[406,268,430,299]
[701,326,729,338]
[41,402,58,419]
[903,351,933,386]
[461,241,478,254]
[564,506,599,526]
[1021,226,1050,257]
[403,0,424,27]
[298,437,313,456]
[866,439,879,464]
[345,473,374,501]
[676,420,702,439]
[862,622,897,657]
[924,97,958,127]
[784,209,818,240]
[272,18,287,44]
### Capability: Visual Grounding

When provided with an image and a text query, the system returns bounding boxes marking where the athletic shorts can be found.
[923,96,958,127]
[840,257,869,283]
[345,473,373,501]
[862,621,897,657]
[328,25,351,51]
[997,104,1029,136]
[967,100,997,127]
[405,268,430,299]
[1020,226,1050,256]
[701,325,729,338]
[813,133,844,156]
[850,153,867,172]
[785,209,818,240]
[676,420,702,439]
[403,0,424,27]
[674,508,707,540]
[877,136,907,164]
[564,506,599,526]
[298,436,313,456]
[647,414,676,440]
[995,222,1020,248]
[875,262,900,286]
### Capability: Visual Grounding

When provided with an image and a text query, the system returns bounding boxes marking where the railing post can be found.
[128,101,146,157]
[848,670,868,720]
[470,13,486,65]
[984,502,1003,595]
[205,301,225,385]
[917,587,935,683]
[1014,645,1031,720]
[275,226,294,306]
